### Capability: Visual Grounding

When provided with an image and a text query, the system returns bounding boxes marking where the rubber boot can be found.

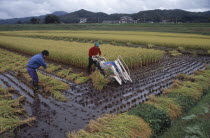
[33,82,40,90]
[87,68,91,75]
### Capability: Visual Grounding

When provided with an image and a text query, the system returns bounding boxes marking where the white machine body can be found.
[92,56,132,85]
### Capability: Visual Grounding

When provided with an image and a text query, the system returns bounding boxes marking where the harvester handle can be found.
[118,55,131,76]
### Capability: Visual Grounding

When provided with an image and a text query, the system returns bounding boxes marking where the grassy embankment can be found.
[160,89,210,138]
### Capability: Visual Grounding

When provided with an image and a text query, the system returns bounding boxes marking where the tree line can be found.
[30,15,61,24]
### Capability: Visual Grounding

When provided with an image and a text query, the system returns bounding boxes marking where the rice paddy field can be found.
[0,23,210,138]
[1,29,210,51]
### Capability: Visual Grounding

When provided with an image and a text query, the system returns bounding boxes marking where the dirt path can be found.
[0,55,210,138]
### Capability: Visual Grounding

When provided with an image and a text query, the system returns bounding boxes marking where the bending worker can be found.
[27,50,49,90]
[87,42,103,74]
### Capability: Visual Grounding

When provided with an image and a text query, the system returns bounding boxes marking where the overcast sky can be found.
[0,0,210,19]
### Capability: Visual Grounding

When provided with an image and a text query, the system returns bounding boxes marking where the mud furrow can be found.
[0,73,35,117]
[77,55,210,115]
[0,78,8,89]
[5,73,36,98]
[0,74,34,104]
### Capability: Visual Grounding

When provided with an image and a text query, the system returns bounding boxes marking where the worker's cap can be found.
[94,42,100,47]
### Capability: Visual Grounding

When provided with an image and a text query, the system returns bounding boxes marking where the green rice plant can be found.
[168,50,182,56]
[128,104,171,136]
[145,95,182,120]
[0,96,25,109]
[167,93,197,112]
[0,94,12,99]
[0,117,36,134]
[147,44,154,48]
[194,75,209,92]
[0,86,36,134]
[177,46,185,51]
[0,66,10,72]
[66,73,80,81]
[56,69,73,78]
[198,69,210,78]
[164,71,210,112]
[205,64,210,70]
[208,50,210,55]
[0,87,7,95]
[50,90,68,102]
[90,71,109,90]
[0,105,24,117]
[68,114,152,138]
[74,76,89,84]
[46,64,62,73]
[177,72,210,92]
[193,69,204,75]
[38,73,69,101]
[164,81,203,101]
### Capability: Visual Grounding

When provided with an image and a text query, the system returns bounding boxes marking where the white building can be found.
[120,16,138,23]
[102,16,139,24]
[79,18,87,23]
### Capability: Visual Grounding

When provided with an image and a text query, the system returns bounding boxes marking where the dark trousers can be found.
[87,57,103,73]
[27,67,38,84]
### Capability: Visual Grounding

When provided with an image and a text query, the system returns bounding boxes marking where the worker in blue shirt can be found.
[27,50,49,90]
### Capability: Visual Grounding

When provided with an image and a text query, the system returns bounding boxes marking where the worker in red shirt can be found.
[87,42,103,74]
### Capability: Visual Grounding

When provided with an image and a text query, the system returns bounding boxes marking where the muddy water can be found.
[1,55,210,138]
[0,73,101,138]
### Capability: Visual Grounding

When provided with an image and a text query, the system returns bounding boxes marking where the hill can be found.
[0,9,209,24]
[0,11,67,24]
[60,9,210,23]
[51,11,68,16]
[61,9,129,23]
[132,9,210,23]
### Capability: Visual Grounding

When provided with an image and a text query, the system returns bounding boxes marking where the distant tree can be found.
[44,15,61,24]
[208,18,210,23]
[30,17,40,24]
[16,20,22,24]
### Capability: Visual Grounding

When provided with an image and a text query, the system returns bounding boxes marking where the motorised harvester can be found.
[92,56,132,85]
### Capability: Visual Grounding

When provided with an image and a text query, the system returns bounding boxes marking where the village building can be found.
[103,16,139,24]
[79,18,87,23]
